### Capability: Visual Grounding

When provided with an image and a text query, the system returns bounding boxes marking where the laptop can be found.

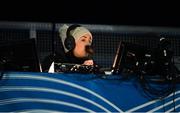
[0,39,42,72]
[108,41,148,75]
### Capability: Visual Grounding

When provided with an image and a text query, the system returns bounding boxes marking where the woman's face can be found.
[73,34,92,58]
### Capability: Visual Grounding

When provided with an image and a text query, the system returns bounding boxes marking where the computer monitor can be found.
[111,40,173,76]
[0,39,41,72]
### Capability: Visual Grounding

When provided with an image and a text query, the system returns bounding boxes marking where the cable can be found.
[138,73,174,100]
[171,56,176,112]
[0,71,4,80]
[0,58,6,80]
[0,60,5,81]
[138,56,178,102]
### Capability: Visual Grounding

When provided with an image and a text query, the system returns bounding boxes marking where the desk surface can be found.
[0,72,179,112]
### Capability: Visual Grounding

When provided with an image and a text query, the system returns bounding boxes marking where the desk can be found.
[0,72,179,112]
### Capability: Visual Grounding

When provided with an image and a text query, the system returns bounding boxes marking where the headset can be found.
[64,24,81,51]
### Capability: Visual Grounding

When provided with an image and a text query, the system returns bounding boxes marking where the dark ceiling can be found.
[1,1,180,28]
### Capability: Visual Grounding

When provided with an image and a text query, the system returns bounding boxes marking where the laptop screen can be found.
[0,39,42,72]
[111,41,148,74]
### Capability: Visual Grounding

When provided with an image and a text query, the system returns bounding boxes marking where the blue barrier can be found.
[0,72,179,112]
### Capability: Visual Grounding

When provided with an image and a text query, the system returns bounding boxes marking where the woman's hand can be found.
[83,60,94,65]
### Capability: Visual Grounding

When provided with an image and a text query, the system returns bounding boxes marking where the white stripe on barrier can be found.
[148,97,180,112]
[14,109,66,113]
[0,98,96,113]
[0,86,111,113]
[165,103,180,112]
[126,90,180,112]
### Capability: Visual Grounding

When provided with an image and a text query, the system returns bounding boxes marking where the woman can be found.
[42,24,94,72]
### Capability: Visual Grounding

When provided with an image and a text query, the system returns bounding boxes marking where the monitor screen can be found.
[0,39,41,72]
[111,41,173,76]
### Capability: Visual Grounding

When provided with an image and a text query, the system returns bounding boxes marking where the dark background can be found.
[0,1,180,27]
[0,1,180,70]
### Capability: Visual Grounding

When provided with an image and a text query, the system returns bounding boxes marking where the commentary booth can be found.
[0,21,180,112]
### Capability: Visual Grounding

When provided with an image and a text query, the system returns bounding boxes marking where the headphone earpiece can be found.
[64,24,81,51]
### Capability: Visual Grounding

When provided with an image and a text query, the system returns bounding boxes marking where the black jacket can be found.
[41,50,92,72]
